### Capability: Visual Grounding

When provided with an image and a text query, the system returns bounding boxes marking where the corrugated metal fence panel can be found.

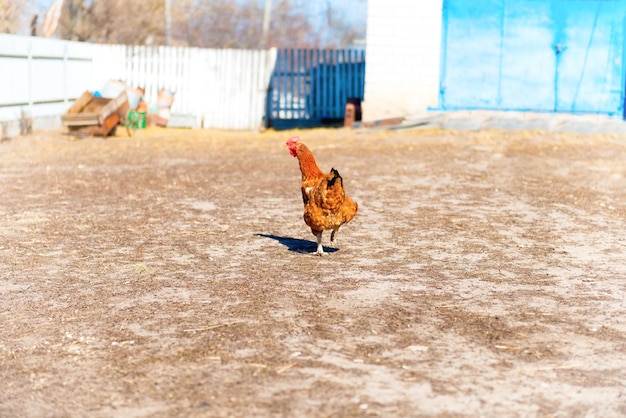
[267,48,365,129]
[0,34,93,126]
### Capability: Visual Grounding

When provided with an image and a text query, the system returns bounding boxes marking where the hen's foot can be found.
[314,232,326,256]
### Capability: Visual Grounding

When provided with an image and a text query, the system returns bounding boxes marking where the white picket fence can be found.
[0,34,277,136]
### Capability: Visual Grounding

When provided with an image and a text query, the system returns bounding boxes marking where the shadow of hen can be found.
[256,234,339,254]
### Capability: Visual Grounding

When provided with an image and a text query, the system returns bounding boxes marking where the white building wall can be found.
[364,0,443,120]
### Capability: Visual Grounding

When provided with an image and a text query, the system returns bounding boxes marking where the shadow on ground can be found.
[256,233,338,254]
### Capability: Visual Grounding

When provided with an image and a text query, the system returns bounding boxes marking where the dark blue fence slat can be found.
[346,51,356,97]
[315,49,321,119]
[335,50,342,118]
[289,49,294,118]
[358,50,364,99]
[317,50,331,118]
[297,49,302,118]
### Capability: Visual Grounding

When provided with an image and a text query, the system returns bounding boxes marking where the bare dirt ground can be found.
[1,126,625,417]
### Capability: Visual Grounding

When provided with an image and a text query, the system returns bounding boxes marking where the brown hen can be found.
[286,136,358,256]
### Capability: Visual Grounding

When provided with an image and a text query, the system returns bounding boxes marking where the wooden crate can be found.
[62,90,129,136]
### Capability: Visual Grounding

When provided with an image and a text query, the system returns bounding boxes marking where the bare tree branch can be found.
[0,0,27,34]
[41,0,363,48]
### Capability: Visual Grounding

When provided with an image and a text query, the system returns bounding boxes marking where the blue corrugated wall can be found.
[440,0,626,116]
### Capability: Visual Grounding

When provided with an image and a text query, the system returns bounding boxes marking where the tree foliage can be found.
[57,0,166,44]
[41,0,363,48]
[173,0,319,48]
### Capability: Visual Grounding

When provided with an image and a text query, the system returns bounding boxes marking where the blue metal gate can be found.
[440,0,626,116]
[265,49,365,129]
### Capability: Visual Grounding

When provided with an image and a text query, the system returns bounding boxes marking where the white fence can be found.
[0,34,277,136]
[92,44,277,130]
[0,35,93,135]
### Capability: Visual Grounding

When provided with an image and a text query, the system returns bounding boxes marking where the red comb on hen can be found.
[286,136,300,157]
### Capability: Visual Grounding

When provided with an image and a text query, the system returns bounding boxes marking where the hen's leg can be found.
[315,232,326,256]
[330,228,339,243]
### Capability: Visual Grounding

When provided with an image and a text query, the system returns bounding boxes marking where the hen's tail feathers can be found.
[327,168,342,188]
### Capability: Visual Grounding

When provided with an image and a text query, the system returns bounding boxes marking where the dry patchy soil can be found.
[1,127,625,417]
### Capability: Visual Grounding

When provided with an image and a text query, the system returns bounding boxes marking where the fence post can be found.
[63,44,68,106]
[27,40,33,115]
